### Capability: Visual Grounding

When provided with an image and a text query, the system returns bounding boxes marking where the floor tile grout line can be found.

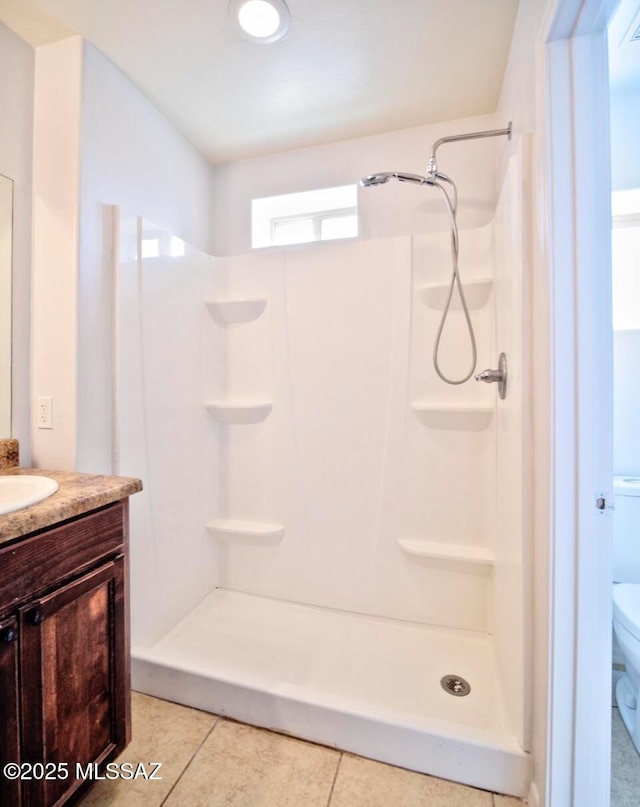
[158,716,221,807]
[325,752,344,807]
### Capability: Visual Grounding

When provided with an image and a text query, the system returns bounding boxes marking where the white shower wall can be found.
[118,216,502,639]
[117,217,221,647]
[492,138,532,749]
[117,173,531,635]
[209,228,496,632]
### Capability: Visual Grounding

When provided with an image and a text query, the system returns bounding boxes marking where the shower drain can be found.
[440,674,471,697]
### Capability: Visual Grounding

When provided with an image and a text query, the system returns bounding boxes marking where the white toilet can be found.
[612,475,640,752]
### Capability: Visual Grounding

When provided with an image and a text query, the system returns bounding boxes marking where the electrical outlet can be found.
[38,396,53,429]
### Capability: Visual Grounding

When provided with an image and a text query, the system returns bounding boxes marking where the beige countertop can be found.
[0,468,143,545]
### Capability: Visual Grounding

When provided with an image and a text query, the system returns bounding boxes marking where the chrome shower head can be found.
[359,172,394,187]
[359,171,432,188]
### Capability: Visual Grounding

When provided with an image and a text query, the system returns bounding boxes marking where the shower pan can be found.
[117,132,532,800]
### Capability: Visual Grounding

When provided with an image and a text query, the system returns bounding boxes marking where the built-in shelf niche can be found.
[411,403,493,431]
[397,539,494,573]
[417,278,493,310]
[207,519,284,545]
[205,298,267,324]
[205,401,272,424]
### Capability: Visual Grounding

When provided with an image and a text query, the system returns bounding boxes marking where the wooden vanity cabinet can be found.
[0,499,131,807]
[0,615,21,807]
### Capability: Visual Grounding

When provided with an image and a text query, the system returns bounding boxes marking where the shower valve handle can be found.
[475,368,504,383]
[474,353,507,400]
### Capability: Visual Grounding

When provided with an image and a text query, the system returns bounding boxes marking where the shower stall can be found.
[116,136,532,799]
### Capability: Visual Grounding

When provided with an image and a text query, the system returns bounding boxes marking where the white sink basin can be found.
[0,475,60,516]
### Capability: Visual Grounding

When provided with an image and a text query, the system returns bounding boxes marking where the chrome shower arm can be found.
[427,122,512,178]
[429,123,513,161]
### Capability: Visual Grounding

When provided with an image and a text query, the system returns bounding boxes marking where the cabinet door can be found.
[20,557,129,807]
[0,616,21,807]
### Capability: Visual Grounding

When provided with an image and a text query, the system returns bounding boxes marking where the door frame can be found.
[539,0,618,804]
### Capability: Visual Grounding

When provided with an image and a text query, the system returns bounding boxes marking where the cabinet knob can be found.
[1,627,17,643]
[28,610,44,625]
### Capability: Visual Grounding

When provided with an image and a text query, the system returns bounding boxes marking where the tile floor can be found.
[612,706,640,807]
[79,693,525,807]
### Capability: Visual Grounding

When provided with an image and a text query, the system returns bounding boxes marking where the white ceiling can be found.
[0,0,519,164]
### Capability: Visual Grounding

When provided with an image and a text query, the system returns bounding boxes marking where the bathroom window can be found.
[141,233,186,259]
[252,185,358,248]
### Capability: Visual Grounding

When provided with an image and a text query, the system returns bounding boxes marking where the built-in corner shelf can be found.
[205,401,272,424]
[417,278,493,310]
[207,520,284,545]
[205,298,267,324]
[411,403,493,431]
[397,539,494,572]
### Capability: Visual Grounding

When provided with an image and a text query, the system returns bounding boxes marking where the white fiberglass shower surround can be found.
[116,137,532,799]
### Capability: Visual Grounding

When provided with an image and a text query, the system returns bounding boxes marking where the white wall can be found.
[611,89,640,474]
[211,113,502,256]
[0,22,34,460]
[77,42,213,473]
[31,37,83,471]
[0,176,12,435]
[496,0,548,139]
[31,38,213,473]
[613,330,640,475]
[610,90,640,192]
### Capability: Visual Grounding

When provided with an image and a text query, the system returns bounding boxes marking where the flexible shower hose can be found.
[430,178,477,385]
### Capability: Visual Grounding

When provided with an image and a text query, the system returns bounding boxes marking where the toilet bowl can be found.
[613,584,640,748]
[612,476,640,752]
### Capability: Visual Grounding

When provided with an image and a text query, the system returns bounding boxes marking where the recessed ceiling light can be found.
[229,0,290,44]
